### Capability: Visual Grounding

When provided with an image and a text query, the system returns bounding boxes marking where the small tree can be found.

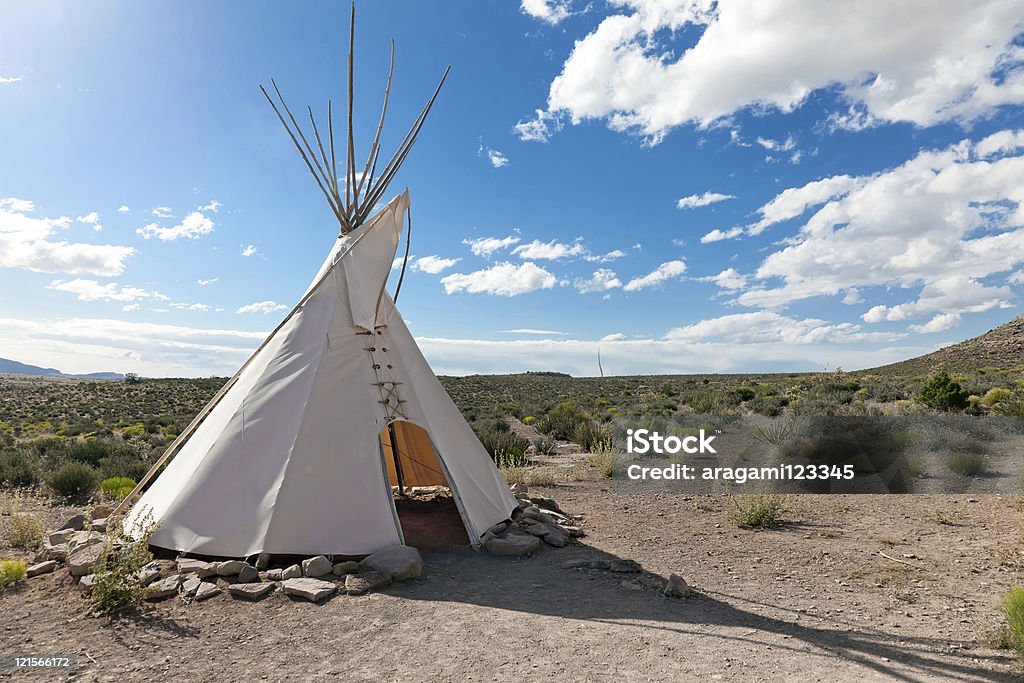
[917,371,969,411]
[124,373,141,385]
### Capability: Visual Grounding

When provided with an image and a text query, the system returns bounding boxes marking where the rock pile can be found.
[483,486,585,557]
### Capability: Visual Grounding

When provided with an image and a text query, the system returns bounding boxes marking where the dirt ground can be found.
[2,469,1024,681]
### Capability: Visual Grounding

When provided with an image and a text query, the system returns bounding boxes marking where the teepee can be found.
[117,7,517,558]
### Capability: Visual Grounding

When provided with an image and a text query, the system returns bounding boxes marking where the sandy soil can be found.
[2,469,1023,681]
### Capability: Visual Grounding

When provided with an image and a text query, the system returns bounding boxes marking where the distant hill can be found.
[869,315,1024,376]
[0,357,125,381]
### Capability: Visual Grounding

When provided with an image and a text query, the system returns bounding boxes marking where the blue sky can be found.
[1,0,1023,377]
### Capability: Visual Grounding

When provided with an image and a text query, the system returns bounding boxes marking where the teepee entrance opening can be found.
[380,421,471,550]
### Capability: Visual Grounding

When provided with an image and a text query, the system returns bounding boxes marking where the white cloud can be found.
[1009,270,1024,285]
[170,302,219,312]
[137,211,214,241]
[676,191,735,210]
[412,255,461,274]
[116,205,130,214]
[841,288,864,305]
[76,212,102,232]
[241,244,258,257]
[520,0,573,25]
[975,130,1024,158]
[236,300,288,314]
[514,109,565,143]
[756,135,795,152]
[623,259,687,291]
[532,1,1024,142]
[601,332,627,341]
[861,277,1012,323]
[486,149,509,168]
[46,278,168,303]
[512,239,585,260]
[462,235,521,258]
[699,267,747,291]
[502,328,570,336]
[151,206,173,218]
[908,312,961,334]
[665,311,902,345]
[700,227,743,243]
[584,249,626,263]
[122,304,140,312]
[197,277,219,286]
[199,200,222,213]
[735,135,1024,310]
[0,76,23,84]
[441,261,558,296]
[0,198,135,276]
[575,268,622,293]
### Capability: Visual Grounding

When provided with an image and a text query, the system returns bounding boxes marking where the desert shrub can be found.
[748,395,788,417]
[993,393,1024,417]
[574,419,611,452]
[479,430,530,467]
[588,451,615,478]
[0,450,38,488]
[532,437,556,455]
[982,387,1014,407]
[538,401,587,440]
[100,477,136,501]
[48,461,98,499]
[66,439,110,467]
[730,387,756,404]
[521,416,536,426]
[729,494,789,529]
[907,459,928,478]
[0,559,27,588]
[1002,586,1024,658]
[918,371,969,411]
[99,453,153,483]
[947,452,986,477]
[89,515,155,617]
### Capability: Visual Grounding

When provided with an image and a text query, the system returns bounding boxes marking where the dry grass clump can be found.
[3,488,46,550]
[728,494,789,529]
[0,559,27,587]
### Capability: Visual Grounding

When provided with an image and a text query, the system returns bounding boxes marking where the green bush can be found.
[1002,586,1024,658]
[538,401,586,440]
[89,515,155,616]
[0,450,38,487]
[66,439,110,467]
[729,494,789,529]
[0,559,27,588]
[574,419,611,452]
[982,387,1013,407]
[748,395,789,417]
[918,371,969,411]
[478,430,530,467]
[48,461,98,499]
[947,452,986,477]
[100,477,136,501]
[521,416,536,426]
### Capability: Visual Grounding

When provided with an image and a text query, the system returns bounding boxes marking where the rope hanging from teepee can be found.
[260,2,449,236]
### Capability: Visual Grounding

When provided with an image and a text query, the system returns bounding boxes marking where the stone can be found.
[237,565,260,583]
[181,576,202,597]
[194,582,221,601]
[639,573,668,591]
[530,496,563,514]
[587,560,611,570]
[139,561,161,587]
[332,561,360,576]
[562,526,587,538]
[281,564,302,580]
[486,522,508,536]
[215,560,247,576]
[283,577,337,602]
[145,575,181,600]
[78,574,98,592]
[609,559,642,573]
[522,506,540,519]
[664,573,691,598]
[57,514,86,532]
[265,568,283,581]
[68,544,104,577]
[26,560,58,578]
[543,533,566,548]
[67,530,104,554]
[176,558,216,578]
[91,504,113,519]
[302,555,333,578]
[485,534,541,556]
[509,482,528,495]
[535,513,556,524]
[38,541,69,563]
[524,525,548,537]
[344,571,391,596]
[228,582,275,601]
[89,517,108,532]
[255,553,271,570]
[48,528,76,546]
[359,545,422,582]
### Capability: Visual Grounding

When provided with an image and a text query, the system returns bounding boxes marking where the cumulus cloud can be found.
[76,212,102,232]
[514,109,565,143]
[462,235,521,258]
[138,206,216,241]
[116,205,131,214]
[486,149,509,168]
[0,198,135,276]
[240,244,258,257]
[908,312,962,334]
[46,278,168,303]
[412,255,461,274]
[734,134,1024,312]
[623,259,687,291]
[700,227,744,243]
[151,206,173,218]
[584,249,626,263]
[861,277,1012,323]
[236,300,288,314]
[601,332,628,341]
[441,262,558,296]
[676,191,735,210]
[512,239,586,260]
[520,0,573,25]
[698,267,747,291]
[664,311,902,344]
[575,268,623,293]
[502,328,570,335]
[529,0,1024,143]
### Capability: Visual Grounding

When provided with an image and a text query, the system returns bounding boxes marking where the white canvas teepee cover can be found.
[125,192,517,557]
